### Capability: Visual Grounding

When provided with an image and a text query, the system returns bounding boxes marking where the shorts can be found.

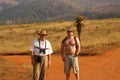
[64,54,79,74]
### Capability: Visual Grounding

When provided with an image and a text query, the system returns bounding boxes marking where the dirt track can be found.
[1,47,120,80]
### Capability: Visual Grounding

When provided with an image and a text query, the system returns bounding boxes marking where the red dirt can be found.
[1,47,120,80]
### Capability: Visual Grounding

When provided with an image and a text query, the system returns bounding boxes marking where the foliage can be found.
[0,0,120,25]
[75,15,84,23]
[0,0,76,25]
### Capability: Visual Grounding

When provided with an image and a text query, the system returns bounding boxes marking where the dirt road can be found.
[1,47,120,80]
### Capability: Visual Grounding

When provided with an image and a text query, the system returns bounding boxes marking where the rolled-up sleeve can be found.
[47,41,53,54]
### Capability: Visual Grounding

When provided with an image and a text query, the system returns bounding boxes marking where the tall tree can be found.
[75,15,84,42]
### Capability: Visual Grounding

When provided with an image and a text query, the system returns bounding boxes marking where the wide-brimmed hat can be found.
[37,30,48,36]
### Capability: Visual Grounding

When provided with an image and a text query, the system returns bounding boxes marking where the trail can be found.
[1,47,120,80]
[79,48,120,80]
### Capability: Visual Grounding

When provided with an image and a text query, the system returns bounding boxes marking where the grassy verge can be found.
[0,18,120,55]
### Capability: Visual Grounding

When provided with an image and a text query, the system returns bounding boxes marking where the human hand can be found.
[62,57,65,62]
[32,59,35,65]
[48,61,51,68]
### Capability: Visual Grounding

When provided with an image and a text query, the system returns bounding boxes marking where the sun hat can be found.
[37,29,48,36]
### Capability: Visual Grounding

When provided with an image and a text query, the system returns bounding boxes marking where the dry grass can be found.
[0,18,120,55]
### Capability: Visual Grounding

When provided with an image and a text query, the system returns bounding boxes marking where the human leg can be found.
[33,63,40,80]
[75,71,79,80]
[64,55,71,80]
[72,57,79,80]
[66,73,70,80]
[39,56,48,80]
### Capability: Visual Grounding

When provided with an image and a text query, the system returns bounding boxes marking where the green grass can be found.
[0,18,120,55]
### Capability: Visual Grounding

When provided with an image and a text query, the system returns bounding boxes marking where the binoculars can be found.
[39,48,46,54]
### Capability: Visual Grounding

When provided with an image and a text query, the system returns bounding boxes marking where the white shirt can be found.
[31,38,53,56]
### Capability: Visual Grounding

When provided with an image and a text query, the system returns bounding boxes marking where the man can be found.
[30,29,53,80]
[61,28,80,80]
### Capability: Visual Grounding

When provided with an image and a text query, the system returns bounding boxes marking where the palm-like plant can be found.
[75,15,84,42]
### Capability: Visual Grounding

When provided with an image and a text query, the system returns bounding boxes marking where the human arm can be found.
[30,40,36,65]
[48,54,51,67]
[31,51,35,65]
[47,41,53,67]
[61,43,65,61]
[75,37,81,56]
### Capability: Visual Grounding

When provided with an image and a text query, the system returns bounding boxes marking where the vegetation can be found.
[0,0,120,25]
[75,15,84,41]
[0,18,120,55]
[0,0,76,25]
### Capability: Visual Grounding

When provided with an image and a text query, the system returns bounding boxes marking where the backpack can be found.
[62,36,77,47]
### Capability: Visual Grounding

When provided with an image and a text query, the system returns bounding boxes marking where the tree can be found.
[75,15,84,42]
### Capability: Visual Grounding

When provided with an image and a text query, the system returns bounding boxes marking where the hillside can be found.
[0,0,17,12]
[0,0,18,5]
[0,0,120,24]
[0,0,76,24]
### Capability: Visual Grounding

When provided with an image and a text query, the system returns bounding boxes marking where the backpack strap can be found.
[45,40,46,54]
[38,38,46,54]
[62,36,77,47]
[62,37,68,44]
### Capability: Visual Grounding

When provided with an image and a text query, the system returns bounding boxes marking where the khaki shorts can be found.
[64,54,79,74]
